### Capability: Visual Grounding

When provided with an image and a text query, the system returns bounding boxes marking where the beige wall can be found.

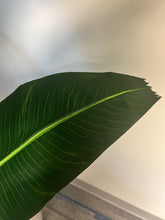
[0,0,164,218]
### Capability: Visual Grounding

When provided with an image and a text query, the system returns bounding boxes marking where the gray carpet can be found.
[42,192,112,220]
[42,183,142,220]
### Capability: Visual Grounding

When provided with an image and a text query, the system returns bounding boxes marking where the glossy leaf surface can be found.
[0,72,160,219]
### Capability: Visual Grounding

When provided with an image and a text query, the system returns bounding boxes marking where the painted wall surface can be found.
[0,0,164,218]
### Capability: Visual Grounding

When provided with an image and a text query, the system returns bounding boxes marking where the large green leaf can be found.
[0,72,160,219]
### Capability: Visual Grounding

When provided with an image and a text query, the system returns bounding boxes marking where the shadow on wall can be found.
[0,0,164,100]
[0,32,42,101]
[0,0,162,79]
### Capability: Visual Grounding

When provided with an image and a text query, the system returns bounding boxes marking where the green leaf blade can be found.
[0,72,160,219]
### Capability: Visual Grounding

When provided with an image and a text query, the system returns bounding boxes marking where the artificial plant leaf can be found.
[0,72,160,220]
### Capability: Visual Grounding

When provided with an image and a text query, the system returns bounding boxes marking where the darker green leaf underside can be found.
[0,72,160,220]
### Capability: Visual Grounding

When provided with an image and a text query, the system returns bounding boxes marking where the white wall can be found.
[0,0,164,218]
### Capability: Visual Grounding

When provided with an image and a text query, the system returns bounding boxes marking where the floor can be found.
[42,182,142,220]
[42,192,112,220]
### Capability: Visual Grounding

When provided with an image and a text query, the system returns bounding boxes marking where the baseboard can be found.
[71,178,163,220]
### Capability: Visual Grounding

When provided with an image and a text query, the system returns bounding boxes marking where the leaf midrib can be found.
[0,88,144,167]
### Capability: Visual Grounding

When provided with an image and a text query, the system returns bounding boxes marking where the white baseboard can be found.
[72,178,163,220]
